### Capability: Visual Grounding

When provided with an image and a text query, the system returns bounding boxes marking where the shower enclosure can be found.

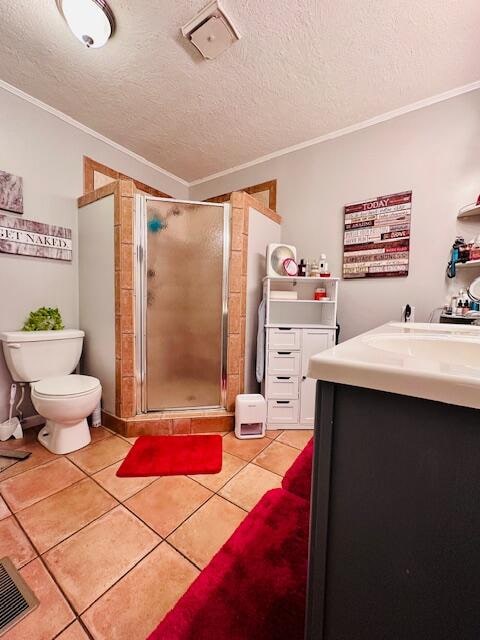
[135,196,230,413]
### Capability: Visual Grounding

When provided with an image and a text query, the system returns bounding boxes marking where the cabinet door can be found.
[300,330,335,425]
[300,377,317,426]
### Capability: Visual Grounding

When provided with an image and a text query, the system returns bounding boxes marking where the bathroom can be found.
[0,2,480,639]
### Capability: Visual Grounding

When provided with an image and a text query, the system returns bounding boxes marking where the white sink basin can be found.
[308,322,480,409]
[364,333,480,369]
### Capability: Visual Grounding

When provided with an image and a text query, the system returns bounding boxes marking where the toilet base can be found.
[38,418,91,454]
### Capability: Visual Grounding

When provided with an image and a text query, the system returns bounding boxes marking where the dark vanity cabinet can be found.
[305,381,480,640]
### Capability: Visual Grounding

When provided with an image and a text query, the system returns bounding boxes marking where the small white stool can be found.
[235,394,266,439]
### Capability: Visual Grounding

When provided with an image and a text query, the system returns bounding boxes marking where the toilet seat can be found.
[32,374,101,399]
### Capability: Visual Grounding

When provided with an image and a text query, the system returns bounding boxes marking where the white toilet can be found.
[0,329,101,454]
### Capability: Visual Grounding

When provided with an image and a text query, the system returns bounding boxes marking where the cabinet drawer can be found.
[266,376,299,400]
[268,328,301,351]
[267,351,301,376]
[268,400,299,425]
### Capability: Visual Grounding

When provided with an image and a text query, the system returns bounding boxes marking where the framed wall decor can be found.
[0,214,72,261]
[343,191,412,279]
[0,170,23,214]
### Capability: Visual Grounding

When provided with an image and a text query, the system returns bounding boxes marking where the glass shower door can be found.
[141,197,229,411]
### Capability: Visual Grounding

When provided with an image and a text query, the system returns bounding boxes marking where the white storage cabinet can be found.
[263,276,338,430]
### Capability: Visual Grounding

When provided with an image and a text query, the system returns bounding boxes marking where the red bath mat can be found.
[116,435,223,477]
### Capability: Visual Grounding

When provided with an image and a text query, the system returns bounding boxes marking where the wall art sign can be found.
[0,214,72,261]
[0,171,23,214]
[343,191,412,279]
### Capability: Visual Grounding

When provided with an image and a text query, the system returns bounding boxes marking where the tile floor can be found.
[0,426,312,640]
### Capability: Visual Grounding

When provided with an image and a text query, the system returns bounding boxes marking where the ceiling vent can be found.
[181,1,240,60]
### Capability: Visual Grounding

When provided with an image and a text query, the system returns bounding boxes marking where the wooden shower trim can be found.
[83,156,171,199]
[206,179,277,212]
[78,178,137,419]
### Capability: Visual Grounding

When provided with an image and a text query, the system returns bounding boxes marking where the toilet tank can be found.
[0,330,84,382]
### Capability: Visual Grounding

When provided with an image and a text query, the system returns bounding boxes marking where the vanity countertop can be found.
[308,322,480,409]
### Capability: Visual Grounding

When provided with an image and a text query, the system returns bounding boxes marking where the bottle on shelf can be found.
[309,259,320,278]
[319,254,330,277]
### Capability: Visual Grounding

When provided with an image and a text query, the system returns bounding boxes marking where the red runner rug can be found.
[116,435,223,477]
[148,487,309,640]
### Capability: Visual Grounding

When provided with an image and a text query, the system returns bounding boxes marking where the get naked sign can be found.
[0,214,72,261]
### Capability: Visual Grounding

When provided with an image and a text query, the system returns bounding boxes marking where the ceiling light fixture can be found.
[56,0,115,49]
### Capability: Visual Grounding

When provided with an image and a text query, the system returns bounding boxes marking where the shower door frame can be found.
[135,195,231,414]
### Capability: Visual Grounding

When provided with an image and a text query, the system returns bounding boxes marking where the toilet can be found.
[0,329,101,454]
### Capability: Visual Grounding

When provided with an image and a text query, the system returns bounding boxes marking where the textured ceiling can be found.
[1,1,480,182]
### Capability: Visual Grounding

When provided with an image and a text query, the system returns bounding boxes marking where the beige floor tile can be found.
[265,429,284,439]
[219,463,282,511]
[57,621,90,639]
[93,460,157,501]
[189,451,246,492]
[89,426,112,443]
[16,477,118,553]
[253,440,300,476]
[168,495,246,569]
[67,436,131,474]
[276,429,313,450]
[0,458,85,512]
[44,505,159,613]
[125,476,212,537]
[222,432,271,461]
[0,440,58,481]
[82,543,199,640]
[0,495,11,519]
[0,516,36,568]
[6,558,75,640]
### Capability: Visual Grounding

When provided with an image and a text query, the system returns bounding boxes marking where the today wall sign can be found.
[0,214,72,261]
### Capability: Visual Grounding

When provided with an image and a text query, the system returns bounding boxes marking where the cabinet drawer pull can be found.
[276,376,291,380]
[278,327,292,331]
[277,351,292,355]
[276,400,290,405]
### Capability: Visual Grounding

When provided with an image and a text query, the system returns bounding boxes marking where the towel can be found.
[256,298,266,383]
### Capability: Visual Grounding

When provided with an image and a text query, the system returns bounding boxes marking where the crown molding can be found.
[0,78,189,187]
[189,79,480,186]
[2,76,479,189]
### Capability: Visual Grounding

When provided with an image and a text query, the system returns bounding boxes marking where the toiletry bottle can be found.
[319,254,330,276]
[310,259,320,278]
[298,259,306,277]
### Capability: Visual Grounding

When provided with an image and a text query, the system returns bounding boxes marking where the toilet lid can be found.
[33,375,101,398]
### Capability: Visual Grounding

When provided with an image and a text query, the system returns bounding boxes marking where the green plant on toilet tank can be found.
[22,307,64,331]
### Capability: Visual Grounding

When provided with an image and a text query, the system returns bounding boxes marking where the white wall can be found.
[245,207,281,393]
[0,87,187,420]
[191,89,480,342]
[78,195,115,414]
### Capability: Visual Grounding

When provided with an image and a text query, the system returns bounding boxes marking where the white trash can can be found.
[235,394,266,439]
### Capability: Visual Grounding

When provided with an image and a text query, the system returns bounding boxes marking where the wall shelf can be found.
[457,203,480,219]
[455,259,480,270]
